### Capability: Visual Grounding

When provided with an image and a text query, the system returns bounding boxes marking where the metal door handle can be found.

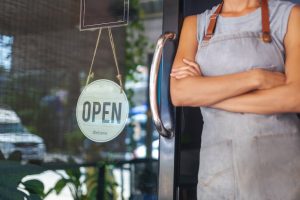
[149,32,176,138]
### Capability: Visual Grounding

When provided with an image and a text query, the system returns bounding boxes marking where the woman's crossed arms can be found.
[170,6,300,114]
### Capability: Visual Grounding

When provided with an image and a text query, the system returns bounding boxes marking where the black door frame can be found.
[157,0,181,199]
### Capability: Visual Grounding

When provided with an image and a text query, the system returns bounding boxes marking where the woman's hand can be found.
[251,68,287,90]
[170,58,202,79]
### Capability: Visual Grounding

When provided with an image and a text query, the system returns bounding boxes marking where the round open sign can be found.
[76,79,129,142]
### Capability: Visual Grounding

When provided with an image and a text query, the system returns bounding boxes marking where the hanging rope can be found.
[85,28,102,86]
[85,28,124,93]
[108,28,123,92]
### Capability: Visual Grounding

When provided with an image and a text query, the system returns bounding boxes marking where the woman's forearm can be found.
[209,83,300,114]
[170,70,260,107]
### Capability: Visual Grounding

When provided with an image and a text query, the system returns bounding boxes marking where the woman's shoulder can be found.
[182,4,219,26]
[181,12,208,44]
[269,0,297,20]
[269,0,295,8]
[192,6,216,43]
[195,5,219,23]
[269,0,298,41]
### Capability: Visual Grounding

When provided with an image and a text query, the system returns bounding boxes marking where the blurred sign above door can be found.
[80,0,129,30]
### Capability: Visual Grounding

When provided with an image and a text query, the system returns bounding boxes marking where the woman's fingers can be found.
[171,73,190,79]
[170,69,196,79]
[182,58,202,75]
[170,59,202,79]
[173,74,189,79]
[170,67,198,79]
[171,66,199,75]
[170,69,195,79]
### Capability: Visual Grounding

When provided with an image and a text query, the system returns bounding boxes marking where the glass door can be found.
[150,0,220,200]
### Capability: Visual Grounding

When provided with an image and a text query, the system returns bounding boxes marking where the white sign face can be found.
[76,79,129,142]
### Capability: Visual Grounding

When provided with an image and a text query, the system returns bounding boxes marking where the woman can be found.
[170,0,300,199]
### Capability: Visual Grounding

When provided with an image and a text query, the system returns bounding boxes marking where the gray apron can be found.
[195,1,300,199]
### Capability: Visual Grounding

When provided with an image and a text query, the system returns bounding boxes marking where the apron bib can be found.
[196,1,300,199]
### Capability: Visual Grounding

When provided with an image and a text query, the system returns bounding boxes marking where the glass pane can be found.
[0,0,162,199]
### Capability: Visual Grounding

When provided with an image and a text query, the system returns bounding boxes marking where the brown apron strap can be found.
[203,1,224,41]
[203,0,272,43]
[261,0,272,42]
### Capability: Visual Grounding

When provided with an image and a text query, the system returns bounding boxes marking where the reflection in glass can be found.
[0,123,24,133]
[0,35,13,71]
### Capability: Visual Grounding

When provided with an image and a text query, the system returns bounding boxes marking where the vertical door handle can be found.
[149,32,176,138]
